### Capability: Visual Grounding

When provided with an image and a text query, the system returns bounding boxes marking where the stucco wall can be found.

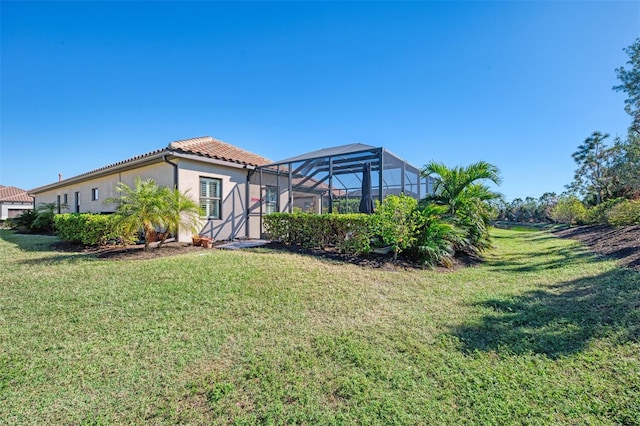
[31,158,295,242]
[33,162,174,215]
[176,158,251,241]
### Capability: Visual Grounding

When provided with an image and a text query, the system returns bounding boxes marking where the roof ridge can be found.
[168,136,213,149]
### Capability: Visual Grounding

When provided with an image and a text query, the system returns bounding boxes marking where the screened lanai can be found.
[251,143,433,220]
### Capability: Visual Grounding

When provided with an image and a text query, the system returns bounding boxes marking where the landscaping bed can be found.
[553,224,640,271]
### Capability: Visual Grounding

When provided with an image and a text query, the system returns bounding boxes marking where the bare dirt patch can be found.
[553,225,640,272]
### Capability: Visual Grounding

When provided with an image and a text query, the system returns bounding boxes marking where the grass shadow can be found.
[0,230,95,264]
[486,230,607,273]
[452,268,640,358]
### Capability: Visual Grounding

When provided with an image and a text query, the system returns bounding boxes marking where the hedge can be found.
[263,213,374,254]
[54,213,134,245]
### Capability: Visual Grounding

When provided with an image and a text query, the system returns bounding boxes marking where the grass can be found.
[1,229,638,424]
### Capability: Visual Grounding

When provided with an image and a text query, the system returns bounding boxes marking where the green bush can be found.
[329,214,372,254]
[607,199,640,226]
[54,213,134,245]
[408,204,467,268]
[585,198,625,224]
[371,194,418,254]
[264,195,472,267]
[550,196,587,225]
[10,210,37,231]
[263,213,373,254]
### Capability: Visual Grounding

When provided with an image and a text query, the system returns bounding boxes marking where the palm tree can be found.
[158,188,202,247]
[105,178,169,250]
[421,161,502,254]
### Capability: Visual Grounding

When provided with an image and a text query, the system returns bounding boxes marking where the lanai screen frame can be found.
[252,144,431,230]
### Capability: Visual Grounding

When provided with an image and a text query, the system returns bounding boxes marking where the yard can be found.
[1,228,638,424]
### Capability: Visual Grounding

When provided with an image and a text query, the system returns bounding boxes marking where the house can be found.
[0,185,33,220]
[29,136,430,242]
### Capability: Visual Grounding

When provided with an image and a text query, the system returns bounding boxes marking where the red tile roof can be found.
[30,136,271,193]
[169,136,271,167]
[0,185,33,203]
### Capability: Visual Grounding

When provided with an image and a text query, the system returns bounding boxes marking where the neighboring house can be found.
[30,136,429,242]
[0,185,33,220]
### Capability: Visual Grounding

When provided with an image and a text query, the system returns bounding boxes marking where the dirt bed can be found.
[553,225,640,272]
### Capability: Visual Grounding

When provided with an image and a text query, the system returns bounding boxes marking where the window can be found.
[91,188,99,201]
[265,187,278,214]
[63,194,68,204]
[200,177,221,219]
[75,192,80,213]
[56,195,61,214]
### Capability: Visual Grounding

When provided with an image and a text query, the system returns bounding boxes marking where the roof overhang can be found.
[29,150,257,194]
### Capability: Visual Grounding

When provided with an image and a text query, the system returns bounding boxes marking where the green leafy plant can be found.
[371,194,418,257]
[105,178,201,250]
[607,199,640,226]
[550,196,587,225]
[263,213,373,254]
[409,204,467,268]
[10,209,37,231]
[54,213,135,245]
[421,161,502,255]
[158,188,203,247]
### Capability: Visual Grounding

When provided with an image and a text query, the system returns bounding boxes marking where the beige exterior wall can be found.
[33,162,174,215]
[176,158,250,241]
[31,155,328,242]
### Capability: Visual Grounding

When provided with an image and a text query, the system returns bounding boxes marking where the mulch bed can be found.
[51,239,479,270]
[553,225,640,272]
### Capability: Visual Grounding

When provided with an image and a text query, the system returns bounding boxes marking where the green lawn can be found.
[1,229,638,425]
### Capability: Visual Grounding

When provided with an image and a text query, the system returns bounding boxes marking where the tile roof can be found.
[169,136,271,167]
[30,136,270,193]
[0,185,33,203]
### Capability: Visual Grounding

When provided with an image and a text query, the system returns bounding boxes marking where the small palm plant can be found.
[421,161,502,255]
[106,178,170,250]
[158,188,202,247]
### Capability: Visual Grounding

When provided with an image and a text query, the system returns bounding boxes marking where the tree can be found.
[509,198,524,222]
[569,131,615,205]
[609,134,640,198]
[550,196,587,225]
[421,161,502,254]
[105,178,200,250]
[158,188,202,247]
[537,192,558,222]
[613,38,640,134]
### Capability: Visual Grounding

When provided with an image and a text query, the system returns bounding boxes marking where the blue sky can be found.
[1,1,638,201]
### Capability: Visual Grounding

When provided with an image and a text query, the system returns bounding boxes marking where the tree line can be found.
[495,38,640,226]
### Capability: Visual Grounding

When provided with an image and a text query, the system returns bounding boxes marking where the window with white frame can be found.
[265,187,278,214]
[200,177,222,219]
[91,188,99,201]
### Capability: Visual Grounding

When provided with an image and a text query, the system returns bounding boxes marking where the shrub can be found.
[55,213,134,245]
[263,213,373,254]
[330,214,372,254]
[10,210,37,231]
[607,199,640,226]
[371,194,418,255]
[408,204,467,268]
[584,198,625,224]
[550,196,587,225]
